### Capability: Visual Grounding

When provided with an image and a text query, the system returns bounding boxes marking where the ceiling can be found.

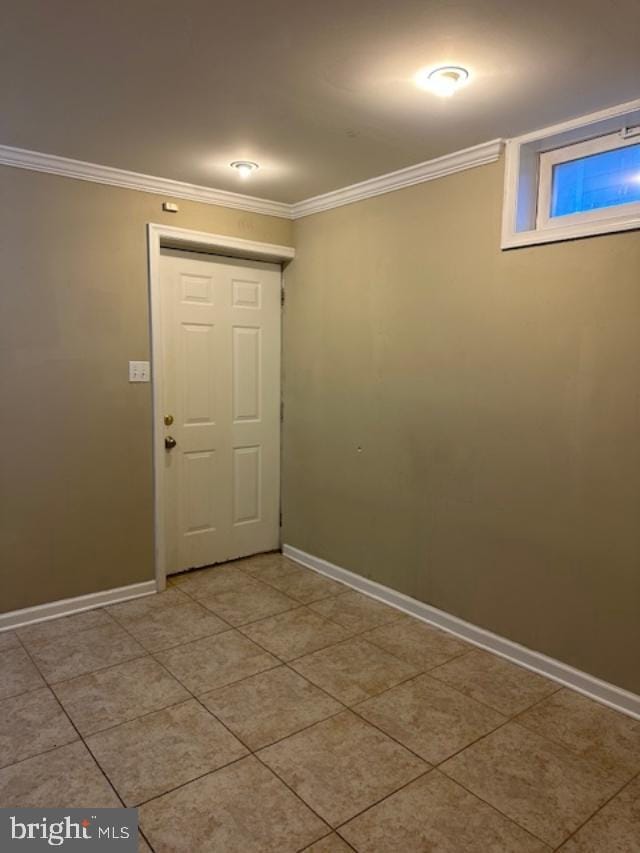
[2,0,639,204]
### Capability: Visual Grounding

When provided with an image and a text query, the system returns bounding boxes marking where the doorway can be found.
[148,225,294,589]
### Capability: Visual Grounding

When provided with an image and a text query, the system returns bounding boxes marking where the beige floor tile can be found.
[302,834,355,852]
[26,622,146,683]
[173,564,259,599]
[87,699,247,805]
[17,608,115,647]
[0,741,121,807]
[201,666,343,750]
[355,673,506,763]
[558,774,640,852]
[107,587,191,621]
[258,710,428,826]
[291,637,420,705]
[310,591,403,633]
[200,581,298,626]
[235,552,299,578]
[516,688,640,782]
[156,630,278,694]
[260,565,347,604]
[111,601,229,652]
[235,558,309,586]
[0,687,78,768]
[0,646,45,700]
[440,722,623,847]
[138,834,152,852]
[364,617,471,669]
[53,656,189,736]
[430,649,558,715]
[240,607,351,661]
[339,770,551,852]
[0,631,20,652]
[139,755,328,852]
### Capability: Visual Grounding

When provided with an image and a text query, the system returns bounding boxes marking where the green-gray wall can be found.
[283,158,640,694]
[0,166,293,613]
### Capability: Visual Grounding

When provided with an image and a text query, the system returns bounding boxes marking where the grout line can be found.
[295,830,360,853]
[108,620,236,656]
[79,695,196,739]
[201,601,308,630]
[119,602,336,843]
[346,678,504,767]
[223,565,632,847]
[435,760,564,849]
[8,558,636,852]
[43,651,152,688]
[339,763,553,850]
[425,655,564,719]
[550,767,640,851]
[246,707,347,754]
[131,754,250,809]
[51,598,628,853]
[15,637,130,813]
[253,749,334,837]
[434,763,558,848]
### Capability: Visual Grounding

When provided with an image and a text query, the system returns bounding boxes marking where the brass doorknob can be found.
[165,435,177,450]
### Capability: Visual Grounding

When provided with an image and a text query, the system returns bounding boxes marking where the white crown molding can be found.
[290,139,504,218]
[0,144,293,219]
[0,580,156,632]
[283,544,640,720]
[0,139,504,222]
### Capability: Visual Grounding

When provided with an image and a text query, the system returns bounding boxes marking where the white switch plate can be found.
[129,360,150,382]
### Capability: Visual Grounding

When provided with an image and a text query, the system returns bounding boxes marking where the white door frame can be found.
[147,223,295,591]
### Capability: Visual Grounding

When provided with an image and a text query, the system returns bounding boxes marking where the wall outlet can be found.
[129,360,150,382]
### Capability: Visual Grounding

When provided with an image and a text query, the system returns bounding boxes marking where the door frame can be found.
[147,223,295,591]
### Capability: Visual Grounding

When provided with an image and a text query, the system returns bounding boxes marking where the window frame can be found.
[501,97,640,249]
[536,131,640,230]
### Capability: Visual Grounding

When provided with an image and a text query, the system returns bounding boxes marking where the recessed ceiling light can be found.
[415,66,470,97]
[230,160,259,178]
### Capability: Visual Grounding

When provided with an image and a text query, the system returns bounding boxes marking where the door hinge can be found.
[279,510,283,528]
[281,287,285,307]
[280,400,284,421]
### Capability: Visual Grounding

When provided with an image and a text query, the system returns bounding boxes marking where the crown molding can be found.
[290,138,504,218]
[0,144,293,219]
[0,139,504,222]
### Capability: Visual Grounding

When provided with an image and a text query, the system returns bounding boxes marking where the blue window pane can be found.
[550,142,640,218]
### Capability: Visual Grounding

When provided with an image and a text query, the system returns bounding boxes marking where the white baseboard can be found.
[0,580,157,632]
[283,544,640,720]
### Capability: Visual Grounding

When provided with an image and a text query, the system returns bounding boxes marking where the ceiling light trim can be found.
[290,139,503,218]
[0,144,292,219]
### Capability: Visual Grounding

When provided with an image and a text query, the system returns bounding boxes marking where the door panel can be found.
[182,323,217,424]
[232,326,261,421]
[160,249,281,574]
[233,445,261,524]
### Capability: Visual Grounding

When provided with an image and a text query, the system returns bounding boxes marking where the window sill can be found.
[502,212,640,249]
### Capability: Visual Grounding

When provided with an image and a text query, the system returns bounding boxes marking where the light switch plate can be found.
[129,360,150,382]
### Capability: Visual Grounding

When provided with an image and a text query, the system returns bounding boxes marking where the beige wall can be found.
[283,159,640,694]
[0,166,293,612]
[2,158,638,695]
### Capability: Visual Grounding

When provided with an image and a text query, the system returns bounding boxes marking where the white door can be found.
[159,248,281,574]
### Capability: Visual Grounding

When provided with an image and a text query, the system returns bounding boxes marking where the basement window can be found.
[501,100,640,248]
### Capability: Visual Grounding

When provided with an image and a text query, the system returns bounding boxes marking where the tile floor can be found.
[0,552,639,851]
